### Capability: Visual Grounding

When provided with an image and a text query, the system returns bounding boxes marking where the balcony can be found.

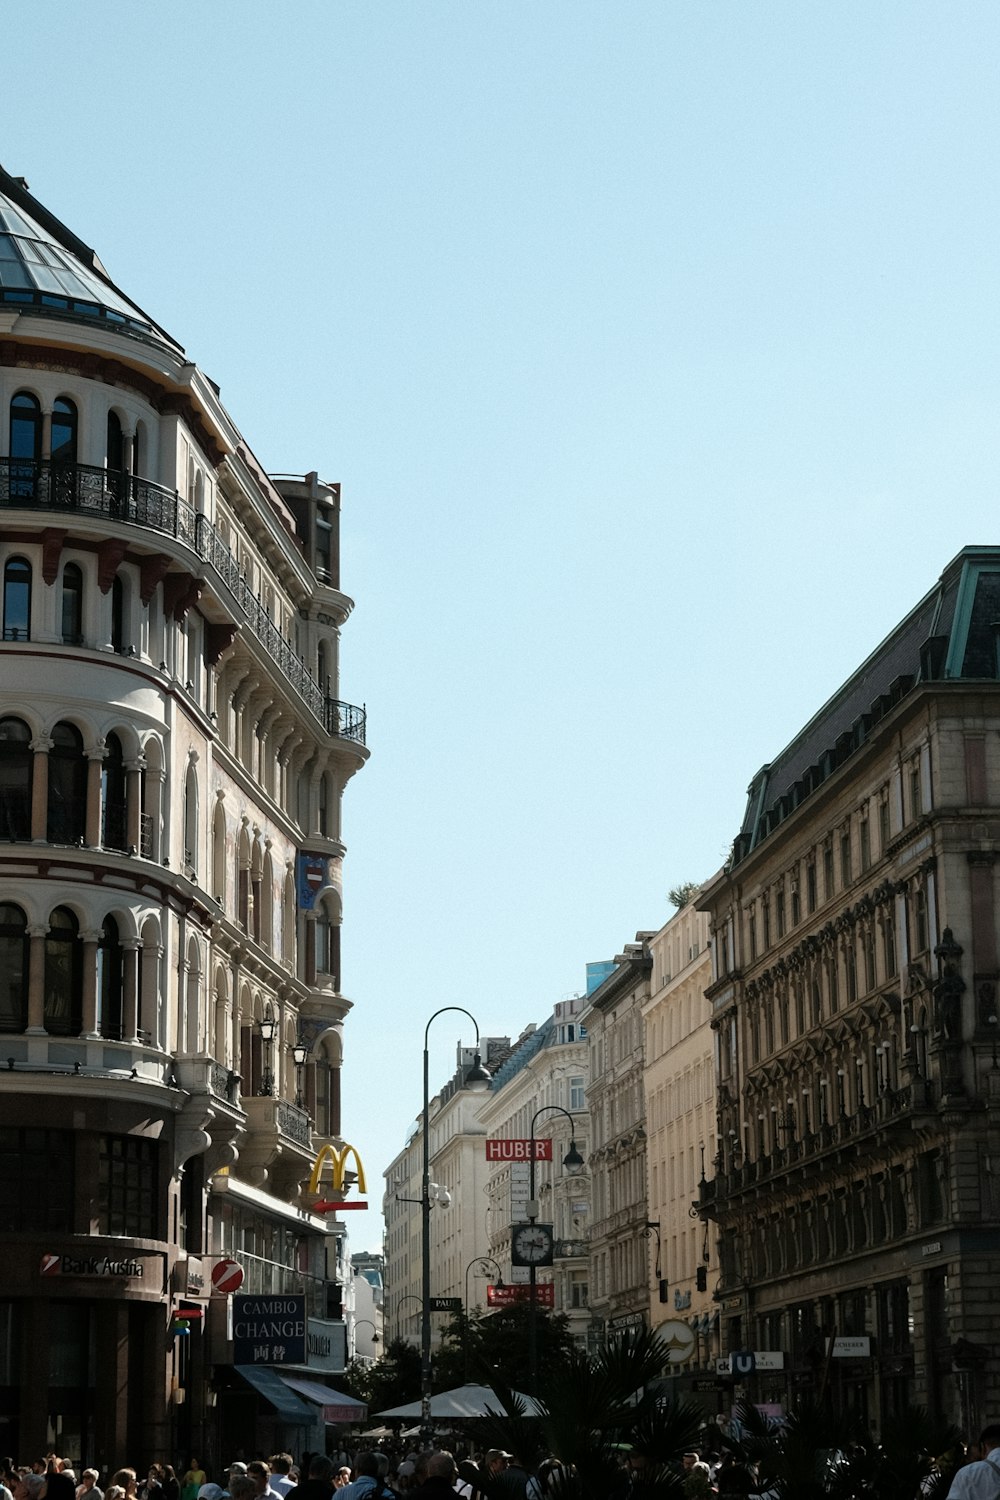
[239,1095,314,1200]
[718,1082,937,1199]
[0,457,366,746]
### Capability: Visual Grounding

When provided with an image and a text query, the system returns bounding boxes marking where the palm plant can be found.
[468,1326,704,1500]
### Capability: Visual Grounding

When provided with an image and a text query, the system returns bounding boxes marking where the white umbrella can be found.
[376,1381,543,1420]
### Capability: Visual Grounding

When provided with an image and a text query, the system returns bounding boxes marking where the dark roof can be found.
[0,165,182,352]
[733,547,1000,864]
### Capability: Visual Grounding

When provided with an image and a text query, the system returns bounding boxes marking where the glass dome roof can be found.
[0,186,181,350]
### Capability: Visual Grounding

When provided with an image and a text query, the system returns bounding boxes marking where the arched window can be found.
[316,904,332,975]
[107,410,125,508]
[47,722,86,844]
[111,574,125,654]
[183,765,198,875]
[133,421,146,477]
[0,717,32,840]
[45,906,82,1035]
[0,903,28,1031]
[9,392,41,498]
[212,802,227,907]
[3,557,32,641]
[61,562,84,645]
[97,916,124,1039]
[101,733,127,851]
[51,398,78,506]
[51,398,77,463]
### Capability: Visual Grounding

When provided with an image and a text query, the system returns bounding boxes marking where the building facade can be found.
[584,937,653,1339]
[699,548,1000,1437]
[479,1002,591,1345]
[643,896,719,1386]
[0,167,367,1467]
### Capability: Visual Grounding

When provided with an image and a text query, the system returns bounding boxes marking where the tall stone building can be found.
[0,167,367,1466]
[584,936,653,1338]
[698,547,1000,1437]
[643,896,718,1387]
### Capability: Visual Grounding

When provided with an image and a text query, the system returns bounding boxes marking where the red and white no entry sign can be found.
[211,1258,244,1295]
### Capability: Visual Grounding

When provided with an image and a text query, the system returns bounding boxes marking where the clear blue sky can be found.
[8,2,1000,1252]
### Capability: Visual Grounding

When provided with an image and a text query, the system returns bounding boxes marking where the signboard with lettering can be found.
[429,1297,462,1313]
[831,1336,871,1358]
[41,1252,149,1279]
[486,1138,553,1161]
[716,1351,785,1374]
[306,1317,347,1373]
[487,1284,555,1308]
[233,1294,307,1365]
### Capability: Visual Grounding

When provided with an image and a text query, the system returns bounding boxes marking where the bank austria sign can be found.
[232,1294,307,1365]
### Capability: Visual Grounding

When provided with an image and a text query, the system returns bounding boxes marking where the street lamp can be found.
[463,1256,504,1379]
[526,1104,585,1390]
[395,1294,423,1341]
[257,1007,276,1096]
[421,1008,491,1439]
[353,1319,381,1361]
[292,1038,308,1108]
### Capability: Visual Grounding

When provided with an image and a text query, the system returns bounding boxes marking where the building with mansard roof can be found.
[698,546,1000,1438]
[0,166,368,1467]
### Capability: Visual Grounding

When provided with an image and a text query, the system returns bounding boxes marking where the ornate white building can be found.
[0,167,367,1467]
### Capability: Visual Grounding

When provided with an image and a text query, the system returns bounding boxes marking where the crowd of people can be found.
[2,1428,999,1500]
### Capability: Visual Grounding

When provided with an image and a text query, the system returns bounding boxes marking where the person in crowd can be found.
[284,1458,335,1500]
[268,1461,294,1499]
[75,1474,102,1500]
[246,1466,277,1500]
[229,1477,256,1500]
[337,1457,388,1500]
[946,1425,1000,1498]
[332,1474,350,1493]
[181,1466,206,1500]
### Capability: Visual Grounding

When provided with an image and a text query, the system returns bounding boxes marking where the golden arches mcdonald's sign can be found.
[308,1142,367,1198]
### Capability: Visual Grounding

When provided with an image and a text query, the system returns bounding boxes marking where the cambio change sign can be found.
[232,1294,306,1365]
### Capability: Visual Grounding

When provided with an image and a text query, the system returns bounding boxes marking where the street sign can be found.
[487,1284,555,1307]
[731,1350,756,1378]
[830,1336,871,1358]
[429,1296,462,1313]
[717,1350,784,1375]
[486,1138,553,1161]
[211,1258,245,1295]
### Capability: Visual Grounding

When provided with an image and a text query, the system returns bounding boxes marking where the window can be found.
[107,410,125,474]
[97,917,124,1040]
[316,907,332,974]
[101,733,127,850]
[884,917,897,977]
[3,557,31,641]
[748,909,757,961]
[0,903,28,1031]
[791,883,801,927]
[48,722,86,844]
[840,829,852,887]
[9,391,41,497]
[98,1134,158,1237]
[61,562,84,645]
[878,795,890,854]
[0,717,32,839]
[913,887,928,955]
[762,900,771,949]
[111,575,126,654]
[910,760,922,821]
[44,906,82,1035]
[0,1128,73,1231]
[823,842,834,900]
[50,398,78,464]
[570,1076,585,1111]
[775,887,785,939]
[806,862,817,914]
[859,817,871,872]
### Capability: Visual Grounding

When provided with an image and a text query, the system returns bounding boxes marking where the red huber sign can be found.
[488,1285,555,1308]
[485,1138,553,1161]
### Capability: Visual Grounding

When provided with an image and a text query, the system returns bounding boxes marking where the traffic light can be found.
[696,1265,708,1293]
[658,1279,668,1303]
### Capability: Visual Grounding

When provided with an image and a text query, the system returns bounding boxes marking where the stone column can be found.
[86,746,105,848]
[29,738,50,842]
[122,938,141,1042]
[26,925,47,1032]
[80,928,101,1037]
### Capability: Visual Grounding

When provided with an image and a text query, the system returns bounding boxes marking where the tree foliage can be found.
[433,1305,576,1394]
[667,881,701,910]
[339,1336,420,1413]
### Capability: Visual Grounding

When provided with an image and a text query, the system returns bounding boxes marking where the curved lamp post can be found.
[527,1104,585,1390]
[463,1255,504,1379]
[421,1008,491,1438]
[353,1318,380,1362]
[395,1293,423,1341]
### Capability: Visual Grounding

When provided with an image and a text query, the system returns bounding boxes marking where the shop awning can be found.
[279,1374,367,1423]
[234,1365,314,1424]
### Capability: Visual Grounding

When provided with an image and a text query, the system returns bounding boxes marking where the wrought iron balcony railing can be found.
[0,458,366,746]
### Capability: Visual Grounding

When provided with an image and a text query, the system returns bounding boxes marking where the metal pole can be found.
[420,1035,432,1440]
[528,1129,537,1390]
